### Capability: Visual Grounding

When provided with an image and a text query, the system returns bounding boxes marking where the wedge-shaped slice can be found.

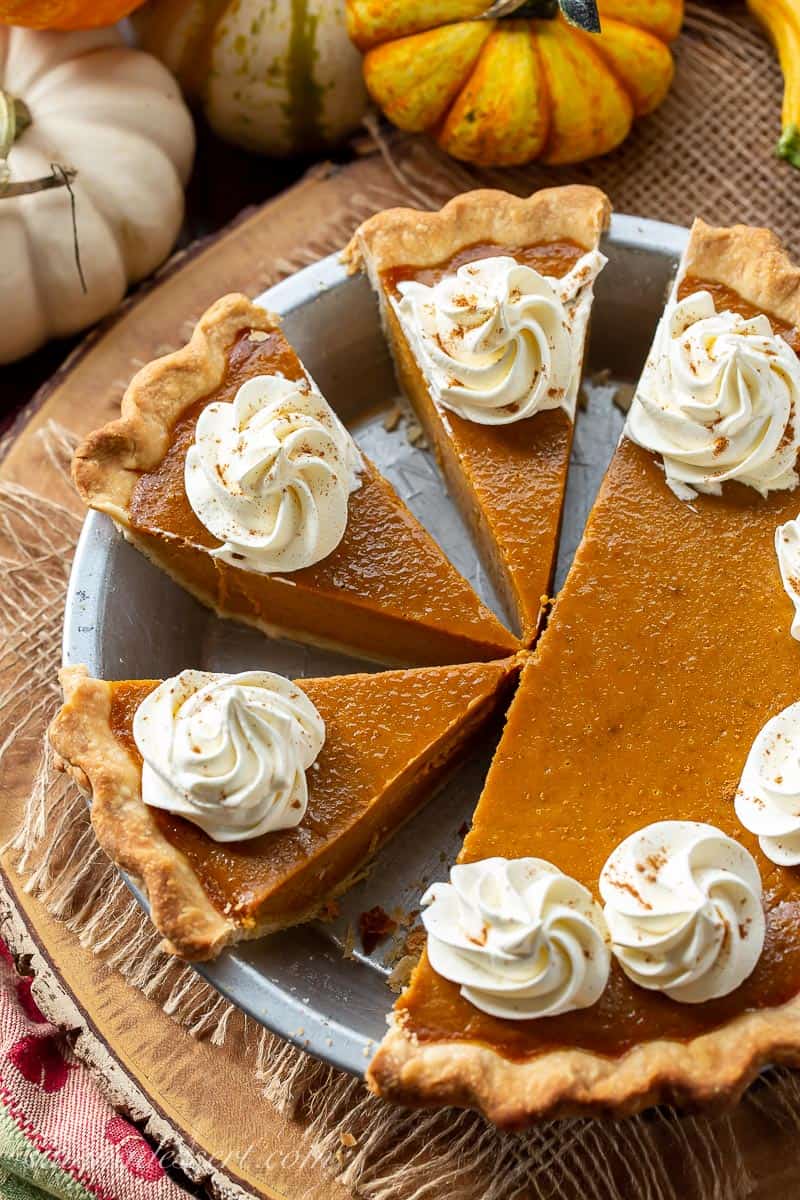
[49,658,517,960]
[345,186,610,644]
[369,219,800,1125]
[72,294,517,666]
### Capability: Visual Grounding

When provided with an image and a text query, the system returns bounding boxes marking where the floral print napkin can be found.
[0,937,190,1200]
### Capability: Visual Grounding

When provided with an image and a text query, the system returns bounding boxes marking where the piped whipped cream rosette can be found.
[421,856,610,1019]
[736,702,800,865]
[392,251,605,426]
[625,291,800,501]
[185,372,362,574]
[133,670,325,842]
[600,821,765,1003]
[776,516,800,641]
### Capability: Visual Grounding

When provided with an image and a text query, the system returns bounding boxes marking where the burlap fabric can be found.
[3,5,800,1197]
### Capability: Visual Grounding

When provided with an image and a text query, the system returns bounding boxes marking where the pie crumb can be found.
[406,420,428,449]
[318,898,340,922]
[403,927,427,959]
[612,382,636,414]
[359,905,398,955]
[340,1132,357,1148]
[387,954,416,993]
[383,405,402,432]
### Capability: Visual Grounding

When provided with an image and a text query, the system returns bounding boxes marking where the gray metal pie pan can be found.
[63,213,688,1077]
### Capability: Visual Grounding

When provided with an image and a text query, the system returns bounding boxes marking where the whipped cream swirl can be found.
[185,373,362,574]
[393,251,604,425]
[736,702,800,865]
[133,670,325,842]
[421,857,610,1019]
[600,821,764,1003]
[625,291,800,500]
[776,516,800,641]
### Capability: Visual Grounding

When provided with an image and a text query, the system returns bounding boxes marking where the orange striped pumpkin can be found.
[347,0,684,166]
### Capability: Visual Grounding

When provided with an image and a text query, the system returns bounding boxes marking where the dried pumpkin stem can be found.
[0,89,76,198]
[481,0,558,17]
[0,90,85,292]
[481,0,600,28]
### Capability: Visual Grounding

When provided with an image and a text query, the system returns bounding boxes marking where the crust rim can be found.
[342,185,612,276]
[47,666,236,961]
[71,293,279,520]
[367,994,800,1125]
[682,218,800,327]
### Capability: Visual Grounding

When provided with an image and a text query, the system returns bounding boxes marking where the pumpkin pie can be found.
[344,186,610,643]
[368,219,800,1123]
[72,294,517,667]
[48,657,517,960]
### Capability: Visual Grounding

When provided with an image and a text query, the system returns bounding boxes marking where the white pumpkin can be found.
[134,0,368,156]
[0,26,195,365]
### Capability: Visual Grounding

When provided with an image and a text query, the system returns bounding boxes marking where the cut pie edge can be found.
[367,996,800,1125]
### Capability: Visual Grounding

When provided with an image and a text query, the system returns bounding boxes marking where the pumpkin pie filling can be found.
[389,276,800,1063]
[105,659,516,925]
[77,298,517,668]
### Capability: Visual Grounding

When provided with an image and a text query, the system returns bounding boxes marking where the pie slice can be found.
[344,186,610,644]
[368,219,800,1123]
[49,657,517,960]
[72,294,517,667]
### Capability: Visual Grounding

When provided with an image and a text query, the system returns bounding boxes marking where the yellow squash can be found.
[748,0,800,167]
[347,0,683,166]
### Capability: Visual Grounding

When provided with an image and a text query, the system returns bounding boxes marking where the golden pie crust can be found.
[366,218,800,1125]
[344,186,611,643]
[50,666,233,960]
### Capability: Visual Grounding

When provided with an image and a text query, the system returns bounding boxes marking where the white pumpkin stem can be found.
[0,89,77,198]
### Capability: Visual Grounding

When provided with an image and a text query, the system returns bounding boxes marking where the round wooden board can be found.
[3,145,800,1200]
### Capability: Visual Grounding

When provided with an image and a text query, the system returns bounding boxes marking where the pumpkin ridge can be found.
[439,21,552,167]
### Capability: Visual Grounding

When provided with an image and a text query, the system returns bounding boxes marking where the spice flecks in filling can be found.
[184,371,362,575]
[391,250,604,426]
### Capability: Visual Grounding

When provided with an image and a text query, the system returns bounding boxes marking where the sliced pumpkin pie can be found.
[344,185,610,643]
[49,657,517,960]
[368,219,800,1123]
[72,294,517,667]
